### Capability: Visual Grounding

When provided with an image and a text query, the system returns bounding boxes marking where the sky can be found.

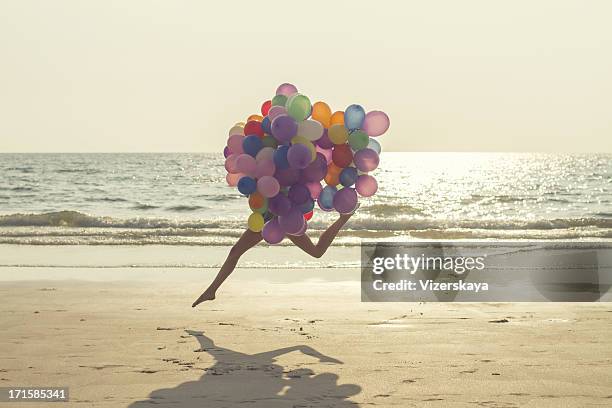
[0,0,611,153]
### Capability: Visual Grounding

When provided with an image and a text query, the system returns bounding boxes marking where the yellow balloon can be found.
[328,124,349,144]
[291,136,316,162]
[247,212,264,232]
[312,101,332,128]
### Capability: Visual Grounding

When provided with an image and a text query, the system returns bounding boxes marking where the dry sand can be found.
[1,246,612,407]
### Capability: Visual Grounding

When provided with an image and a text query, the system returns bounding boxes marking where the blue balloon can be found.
[344,104,366,131]
[242,135,263,157]
[299,198,315,214]
[261,116,272,134]
[339,167,358,187]
[318,186,337,211]
[273,145,290,170]
[367,138,381,154]
[237,176,257,195]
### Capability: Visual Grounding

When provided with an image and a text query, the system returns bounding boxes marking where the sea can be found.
[0,153,610,246]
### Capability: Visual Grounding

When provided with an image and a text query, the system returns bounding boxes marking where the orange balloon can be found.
[248,191,265,209]
[328,162,342,175]
[330,111,345,126]
[312,102,332,128]
[324,171,339,186]
[247,114,263,122]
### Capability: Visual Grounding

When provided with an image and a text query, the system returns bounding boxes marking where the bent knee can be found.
[311,249,325,258]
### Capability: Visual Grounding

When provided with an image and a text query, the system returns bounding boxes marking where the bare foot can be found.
[192,289,216,307]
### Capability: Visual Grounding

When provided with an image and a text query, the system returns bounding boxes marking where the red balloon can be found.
[244,120,264,137]
[261,100,272,116]
[304,211,313,221]
[332,144,353,168]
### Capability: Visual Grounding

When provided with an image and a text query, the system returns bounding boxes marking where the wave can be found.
[166,205,206,212]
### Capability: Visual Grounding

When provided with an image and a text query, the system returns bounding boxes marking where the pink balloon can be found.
[267,106,287,121]
[226,172,244,187]
[255,159,276,178]
[353,148,380,172]
[355,175,378,197]
[257,175,280,198]
[262,218,285,244]
[362,111,390,137]
[276,83,298,96]
[227,134,244,154]
[235,154,256,176]
[305,181,323,199]
[224,154,239,174]
[256,147,275,163]
[315,145,332,164]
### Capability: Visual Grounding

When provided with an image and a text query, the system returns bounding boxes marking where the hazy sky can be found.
[1,1,611,153]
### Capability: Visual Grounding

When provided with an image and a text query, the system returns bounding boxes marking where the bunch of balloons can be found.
[223,83,390,244]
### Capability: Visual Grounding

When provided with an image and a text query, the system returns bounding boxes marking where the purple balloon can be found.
[316,128,333,149]
[288,183,311,205]
[268,105,287,121]
[274,167,300,187]
[223,146,230,158]
[356,174,378,197]
[268,193,292,216]
[271,115,298,144]
[279,207,304,235]
[300,153,327,182]
[333,187,358,214]
[276,83,298,96]
[353,148,380,172]
[287,217,307,236]
[287,144,311,169]
[262,218,285,244]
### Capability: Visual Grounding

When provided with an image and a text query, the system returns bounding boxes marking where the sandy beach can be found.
[1,245,611,407]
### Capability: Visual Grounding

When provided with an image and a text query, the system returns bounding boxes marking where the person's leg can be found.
[192,229,262,307]
[287,212,353,258]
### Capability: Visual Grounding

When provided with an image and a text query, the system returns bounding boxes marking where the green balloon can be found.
[262,135,278,148]
[348,130,369,151]
[253,198,269,214]
[271,94,287,107]
[286,94,311,121]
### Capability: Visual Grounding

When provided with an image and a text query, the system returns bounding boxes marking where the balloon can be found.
[274,167,300,186]
[348,130,369,151]
[256,147,274,163]
[356,175,378,197]
[257,175,280,197]
[262,218,285,244]
[261,135,278,148]
[227,134,244,154]
[305,181,323,200]
[235,154,257,175]
[332,144,353,168]
[315,145,332,164]
[311,101,332,127]
[288,183,311,205]
[318,186,337,211]
[268,193,292,216]
[333,187,358,214]
[299,198,315,214]
[286,94,311,121]
[279,207,304,235]
[276,83,298,96]
[271,94,288,107]
[304,210,314,221]
[237,176,257,195]
[228,124,244,137]
[353,148,380,172]
[288,217,307,236]
[243,135,263,157]
[226,172,244,187]
[225,154,240,174]
[273,145,290,169]
[367,138,381,154]
[300,153,327,182]
[287,144,311,169]
[254,158,276,178]
[248,114,263,122]
[223,146,230,158]
[339,167,358,187]
[297,119,324,141]
[244,120,264,137]
[271,115,298,143]
[328,124,349,145]
[248,212,265,232]
[261,100,272,116]
[248,191,265,209]
[261,116,272,134]
[330,111,344,126]
[362,110,390,137]
[316,128,333,149]
[267,105,287,121]
[344,104,366,130]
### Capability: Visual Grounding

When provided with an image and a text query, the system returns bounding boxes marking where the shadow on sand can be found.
[129,330,361,407]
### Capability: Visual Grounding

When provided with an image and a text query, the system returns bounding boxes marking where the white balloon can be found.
[297,119,324,142]
[228,125,244,137]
